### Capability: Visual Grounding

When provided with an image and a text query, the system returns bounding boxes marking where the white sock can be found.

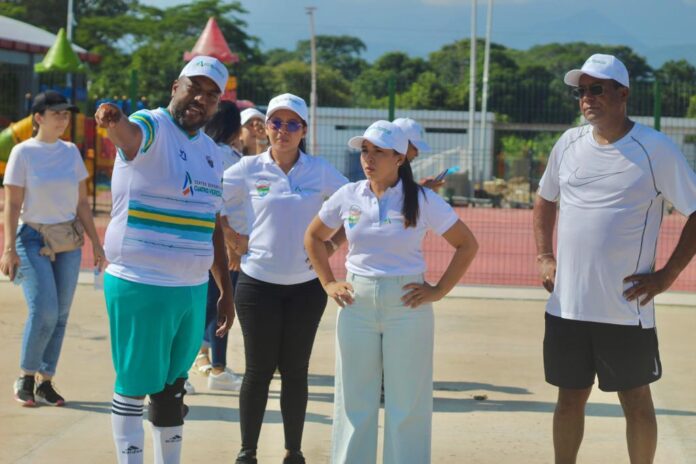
[152,425,183,464]
[111,393,144,464]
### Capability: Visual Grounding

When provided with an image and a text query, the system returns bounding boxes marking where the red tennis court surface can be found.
[1,205,694,291]
[331,207,695,291]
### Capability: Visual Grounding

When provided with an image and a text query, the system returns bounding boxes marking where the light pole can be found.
[467,0,477,194]
[66,0,75,93]
[306,6,318,155]
[480,0,493,182]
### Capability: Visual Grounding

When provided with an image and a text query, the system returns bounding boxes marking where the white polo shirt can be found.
[538,122,696,328]
[318,180,459,277]
[104,108,224,287]
[4,138,88,224]
[222,149,347,285]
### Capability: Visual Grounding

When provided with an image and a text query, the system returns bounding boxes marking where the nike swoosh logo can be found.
[567,167,629,187]
[652,358,660,377]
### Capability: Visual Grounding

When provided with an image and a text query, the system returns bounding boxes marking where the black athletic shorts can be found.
[543,312,662,392]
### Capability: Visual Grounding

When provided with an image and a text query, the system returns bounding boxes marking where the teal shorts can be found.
[104,273,207,396]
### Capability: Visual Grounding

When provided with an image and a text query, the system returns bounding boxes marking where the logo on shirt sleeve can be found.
[206,154,214,168]
[255,178,271,197]
[348,205,362,229]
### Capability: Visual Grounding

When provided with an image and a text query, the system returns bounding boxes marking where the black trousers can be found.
[235,271,327,452]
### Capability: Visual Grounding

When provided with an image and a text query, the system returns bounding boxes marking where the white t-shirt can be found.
[222,149,347,285]
[218,144,242,171]
[538,122,696,328]
[318,180,459,277]
[3,138,88,224]
[104,108,224,287]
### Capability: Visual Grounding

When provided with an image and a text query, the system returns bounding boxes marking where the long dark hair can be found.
[398,157,424,228]
[205,101,241,145]
[31,111,44,137]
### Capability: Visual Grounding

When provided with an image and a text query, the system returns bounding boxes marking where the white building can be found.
[309,107,496,182]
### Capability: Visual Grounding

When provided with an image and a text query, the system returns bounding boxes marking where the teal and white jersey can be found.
[105,108,224,287]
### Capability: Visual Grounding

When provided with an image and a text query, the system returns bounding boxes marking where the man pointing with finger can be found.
[95,56,235,464]
[533,54,696,464]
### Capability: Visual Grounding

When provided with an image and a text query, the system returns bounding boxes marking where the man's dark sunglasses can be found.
[267,118,303,132]
[571,83,606,100]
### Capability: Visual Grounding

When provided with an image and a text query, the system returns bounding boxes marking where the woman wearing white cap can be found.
[222,93,347,464]
[304,120,478,464]
[239,108,268,156]
[393,117,445,191]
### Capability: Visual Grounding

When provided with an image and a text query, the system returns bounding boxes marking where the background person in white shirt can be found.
[188,101,245,392]
[304,120,478,464]
[393,117,445,191]
[1,91,105,407]
[95,56,235,464]
[221,93,347,464]
[534,54,696,464]
[239,108,268,156]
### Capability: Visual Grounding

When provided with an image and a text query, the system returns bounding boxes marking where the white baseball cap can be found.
[393,117,431,152]
[179,55,229,93]
[241,108,265,126]
[348,120,409,155]
[564,53,630,88]
[266,93,308,123]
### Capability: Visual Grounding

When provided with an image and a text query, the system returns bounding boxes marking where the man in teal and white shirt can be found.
[95,56,235,464]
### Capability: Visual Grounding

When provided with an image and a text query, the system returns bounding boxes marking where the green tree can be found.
[688,95,696,118]
[655,60,696,117]
[266,60,351,107]
[296,35,368,81]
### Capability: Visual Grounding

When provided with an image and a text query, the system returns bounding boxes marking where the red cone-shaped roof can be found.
[184,17,238,64]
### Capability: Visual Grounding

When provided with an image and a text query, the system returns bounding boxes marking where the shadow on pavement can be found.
[434,381,531,395]
[433,397,696,417]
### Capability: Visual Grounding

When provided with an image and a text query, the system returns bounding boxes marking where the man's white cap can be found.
[241,108,265,126]
[348,120,409,155]
[266,93,308,123]
[179,56,229,93]
[564,53,630,88]
[393,117,431,152]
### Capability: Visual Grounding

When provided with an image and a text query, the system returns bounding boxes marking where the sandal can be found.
[193,353,212,376]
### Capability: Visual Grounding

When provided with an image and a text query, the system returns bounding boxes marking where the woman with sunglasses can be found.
[221,93,347,464]
[304,121,478,464]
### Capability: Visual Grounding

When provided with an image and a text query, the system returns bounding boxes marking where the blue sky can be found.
[144,0,696,67]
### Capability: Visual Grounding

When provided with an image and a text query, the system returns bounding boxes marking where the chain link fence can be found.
[1,68,695,290]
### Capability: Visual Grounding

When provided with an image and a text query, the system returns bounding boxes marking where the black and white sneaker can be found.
[35,380,65,406]
[14,375,36,407]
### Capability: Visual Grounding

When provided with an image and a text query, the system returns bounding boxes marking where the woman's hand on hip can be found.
[325,281,354,308]
[402,282,444,308]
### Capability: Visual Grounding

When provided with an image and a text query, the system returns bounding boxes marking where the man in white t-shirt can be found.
[534,54,696,464]
[95,56,235,464]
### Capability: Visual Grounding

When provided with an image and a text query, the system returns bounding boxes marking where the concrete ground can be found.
[1,281,694,464]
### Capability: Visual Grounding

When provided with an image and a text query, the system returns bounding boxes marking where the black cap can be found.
[31,91,79,114]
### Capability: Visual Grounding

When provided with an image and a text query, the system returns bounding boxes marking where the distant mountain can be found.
[645,44,696,67]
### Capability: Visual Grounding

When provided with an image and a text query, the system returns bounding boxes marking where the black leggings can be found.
[235,271,327,452]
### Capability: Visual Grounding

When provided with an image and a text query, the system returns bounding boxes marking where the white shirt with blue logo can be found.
[222,149,347,285]
[104,108,224,287]
[318,180,459,277]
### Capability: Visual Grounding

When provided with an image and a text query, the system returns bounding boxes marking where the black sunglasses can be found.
[571,83,606,100]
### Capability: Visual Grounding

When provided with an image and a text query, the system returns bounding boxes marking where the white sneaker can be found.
[207,369,243,391]
[184,379,196,395]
